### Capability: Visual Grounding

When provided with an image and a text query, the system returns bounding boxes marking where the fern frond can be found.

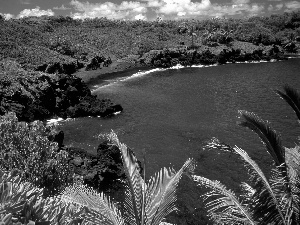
[238,110,285,167]
[145,158,195,225]
[193,175,256,225]
[276,85,300,121]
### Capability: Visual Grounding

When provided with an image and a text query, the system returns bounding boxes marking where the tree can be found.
[61,131,195,225]
[178,21,197,48]
[193,86,300,225]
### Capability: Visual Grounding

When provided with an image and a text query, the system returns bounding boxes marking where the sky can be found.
[0,0,300,21]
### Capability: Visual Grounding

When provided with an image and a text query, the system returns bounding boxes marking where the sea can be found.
[54,58,299,211]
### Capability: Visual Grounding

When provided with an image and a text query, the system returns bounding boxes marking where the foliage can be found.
[193,86,300,225]
[61,131,195,225]
[0,112,73,197]
[1,11,299,71]
[0,169,87,225]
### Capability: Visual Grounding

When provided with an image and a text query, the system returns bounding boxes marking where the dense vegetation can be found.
[0,11,300,73]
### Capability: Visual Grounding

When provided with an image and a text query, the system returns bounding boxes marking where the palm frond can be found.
[109,131,145,225]
[283,146,300,223]
[276,85,300,121]
[61,183,124,225]
[238,110,285,167]
[233,146,287,225]
[109,131,195,225]
[193,175,256,225]
[145,158,195,225]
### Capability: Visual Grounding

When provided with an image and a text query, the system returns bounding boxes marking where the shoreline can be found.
[77,57,299,92]
[74,45,300,88]
[74,61,149,84]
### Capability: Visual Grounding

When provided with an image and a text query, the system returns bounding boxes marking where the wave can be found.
[46,111,122,124]
[92,59,282,92]
[92,64,185,91]
[46,117,68,125]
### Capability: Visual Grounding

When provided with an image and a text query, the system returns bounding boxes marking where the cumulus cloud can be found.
[285,1,300,12]
[17,6,55,18]
[53,5,71,10]
[67,0,267,20]
[145,0,264,19]
[268,3,283,11]
[135,14,147,20]
[0,13,14,20]
[70,0,147,20]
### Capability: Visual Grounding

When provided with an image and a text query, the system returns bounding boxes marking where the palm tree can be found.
[61,131,195,225]
[178,21,197,48]
[193,85,300,225]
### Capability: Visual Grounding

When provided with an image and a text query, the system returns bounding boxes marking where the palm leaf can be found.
[61,183,124,225]
[206,139,287,224]
[109,131,195,225]
[109,131,145,225]
[284,146,300,223]
[276,86,300,121]
[238,110,285,167]
[233,146,287,225]
[193,175,256,225]
[145,158,195,225]
[239,110,300,224]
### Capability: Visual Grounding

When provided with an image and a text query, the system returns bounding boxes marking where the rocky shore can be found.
[0,60,122,122]
[48,129,141,201]
[73,41,290,85]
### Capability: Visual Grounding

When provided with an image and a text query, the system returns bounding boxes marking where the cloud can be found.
[68,0,266,20]
[0,13,14,20]
[17,6,55,18]
[146,0,264,19]
[70,0,147,20]
[232,0,250,4]
[53,4,71,10]
[285,1,300,12]
[268,3,283,11]
[135,14,147,20]
[20,0,31,5]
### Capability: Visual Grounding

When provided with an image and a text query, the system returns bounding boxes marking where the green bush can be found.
[0,112,73,196]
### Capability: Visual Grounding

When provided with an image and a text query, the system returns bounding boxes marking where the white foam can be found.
[92,59,282,92]
[114,111,122,115]
[92,65,186,91]
[46,117,64,125]
[191,64,218,68]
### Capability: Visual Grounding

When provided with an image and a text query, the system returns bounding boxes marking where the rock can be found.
[85,56,112,71]
[36,60,84,75]
[100,104,123,117]
[48,130,64,149]
[0,65,122,122]
[64,140,142,199]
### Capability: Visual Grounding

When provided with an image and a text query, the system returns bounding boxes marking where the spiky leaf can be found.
[276,86,300,121]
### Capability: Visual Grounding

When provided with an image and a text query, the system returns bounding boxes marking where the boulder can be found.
[48,130,64,149]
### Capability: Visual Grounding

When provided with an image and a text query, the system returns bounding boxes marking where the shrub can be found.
[0,112,73,196]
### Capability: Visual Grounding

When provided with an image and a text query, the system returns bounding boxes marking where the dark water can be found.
[59,59,300,191]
